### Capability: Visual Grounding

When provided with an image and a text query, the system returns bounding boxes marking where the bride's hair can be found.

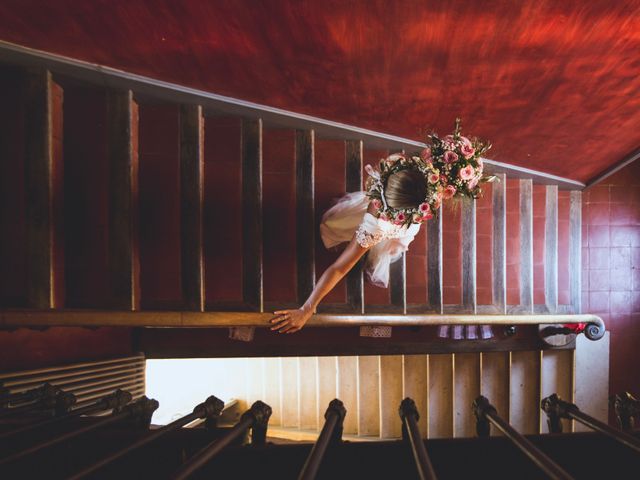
[384,169,427,209]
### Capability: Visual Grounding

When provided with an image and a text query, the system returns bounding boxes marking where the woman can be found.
[271,164,429,333]
[270,121,490,334]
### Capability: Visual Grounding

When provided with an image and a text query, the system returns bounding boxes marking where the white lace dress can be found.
[319,191,420,288]
[319,191,492,340]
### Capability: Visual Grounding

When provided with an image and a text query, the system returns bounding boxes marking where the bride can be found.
[270,121,489,334]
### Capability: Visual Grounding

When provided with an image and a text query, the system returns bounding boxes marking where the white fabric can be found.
[319,191,420,288]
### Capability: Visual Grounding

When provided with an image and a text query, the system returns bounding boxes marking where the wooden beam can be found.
[461,197,477,313]
[24,69,64,309]
[427,213,443,313]
[180,105,205,311]
[295,129,315,304]
[345,140,364,313]
[544,185,558,313]
[492,174,507,313]
[107,90,140,311]
[241,118,263,311]
[518,179,533,313]
[569,191,582,313]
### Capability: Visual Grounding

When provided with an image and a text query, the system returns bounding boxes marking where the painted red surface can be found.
[203,117,243,304]
[263,128,296,304]
[476,183,493,305]
[315,139,347,304]
[63,86,110,308]
[1,1,639,182]
[139,104,181,309]
[0,327,133,373]
[442,202,462,305]
[581,161,640,397]
[406,223,427,304]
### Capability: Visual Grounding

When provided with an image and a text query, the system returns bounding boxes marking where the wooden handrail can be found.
[0,310,606,339]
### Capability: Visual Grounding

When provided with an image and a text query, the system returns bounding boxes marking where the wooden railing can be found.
[0,39,601,338]
[2,387,639,479]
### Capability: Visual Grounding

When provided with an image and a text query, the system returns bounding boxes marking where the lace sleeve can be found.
[355,214,384,248]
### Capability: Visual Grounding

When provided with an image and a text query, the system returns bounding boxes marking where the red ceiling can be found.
[1,0,639,182]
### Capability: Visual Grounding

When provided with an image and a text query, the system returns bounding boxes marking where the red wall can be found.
[1,1,639,182]
[582,161,640,396]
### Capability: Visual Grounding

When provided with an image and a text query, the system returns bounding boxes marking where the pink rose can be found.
[461,143,475,159]
[379,213,389,222]
[443,151,458,164]
[422,211,434,221]
[394,212,406,224]
[419,202,431,214]
[413,213,424,223]
[443,134,455,149]
[428,173,440,184]
[443,185,456,200]
[420,148,433,161]
[372,199,382,210]
[468,176,479,189]
[459,164,475,180]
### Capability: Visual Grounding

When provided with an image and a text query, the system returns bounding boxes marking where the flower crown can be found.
[365,153,440,227]
[365,118,492,227]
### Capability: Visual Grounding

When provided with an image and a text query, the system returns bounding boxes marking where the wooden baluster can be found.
[241,118,263,311]
[492,173,507,314]
[519,179,533,313]
[461,196,477,315]
[180,105,205,311]
[345,140,364,313]
[24,69,64,309]
[569,191,582,313]
[296,129,315,304]
[544,185,558,313]
[427,213,443,314]
[107,90,140,310]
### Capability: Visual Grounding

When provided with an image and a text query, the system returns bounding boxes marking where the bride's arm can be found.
[270,204,377,334]
[270,235,369,333]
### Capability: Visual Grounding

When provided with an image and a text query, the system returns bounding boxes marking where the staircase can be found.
[0,41,610,444]
[146,332,607,443]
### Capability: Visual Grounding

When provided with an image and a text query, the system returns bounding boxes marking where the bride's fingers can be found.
[270,319,289,330]
[269,313,289,324]
[280,324,297,334]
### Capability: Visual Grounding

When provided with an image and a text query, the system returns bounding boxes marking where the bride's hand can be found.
[269,307,312,334]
